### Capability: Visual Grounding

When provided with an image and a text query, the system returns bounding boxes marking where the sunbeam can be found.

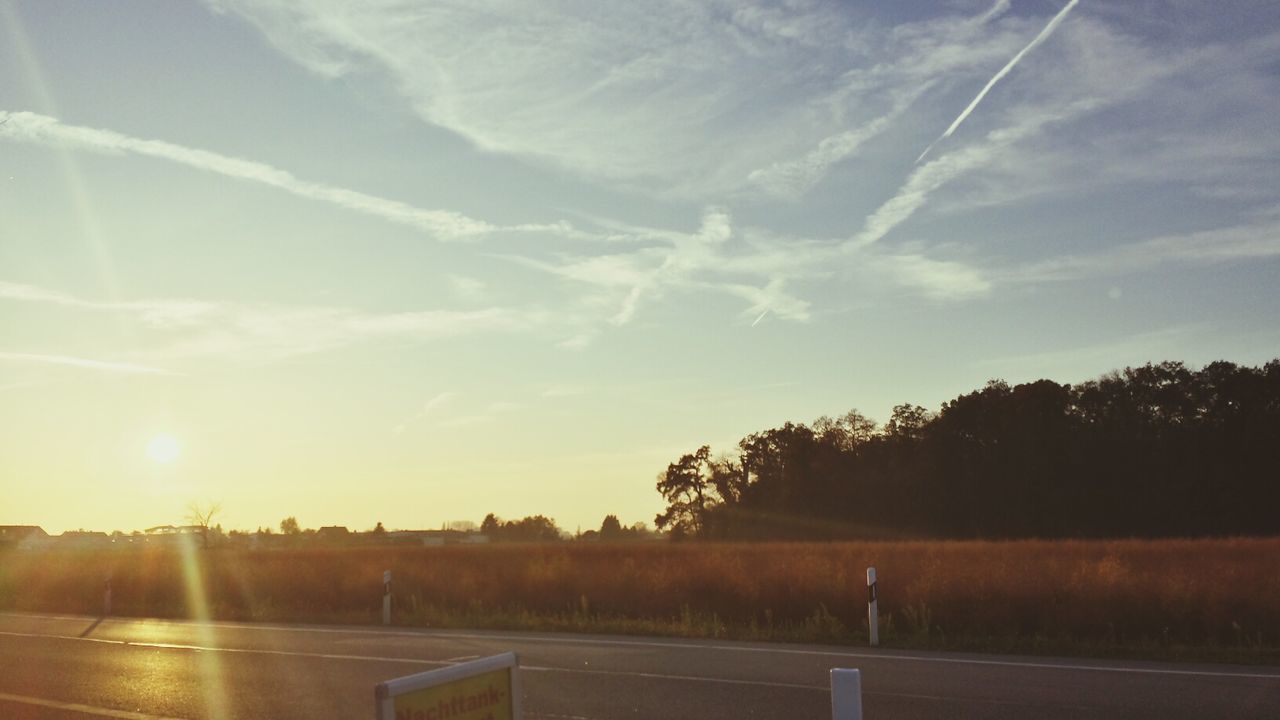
[177,532,232,720]
[0,3,124,317]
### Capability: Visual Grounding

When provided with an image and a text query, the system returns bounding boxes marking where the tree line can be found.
[655,360,1280,540]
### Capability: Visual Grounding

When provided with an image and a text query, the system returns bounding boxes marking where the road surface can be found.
[0,612,1276,719]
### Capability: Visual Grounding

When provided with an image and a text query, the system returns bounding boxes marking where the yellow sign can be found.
[376,652,521,720]
[392,668,512,720]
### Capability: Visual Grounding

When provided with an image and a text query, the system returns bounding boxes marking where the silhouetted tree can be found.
[654,446,716,537]
[653,360,1280,540]
[480,514,564,542]
[185,500,222,549]
[600,514,623,539]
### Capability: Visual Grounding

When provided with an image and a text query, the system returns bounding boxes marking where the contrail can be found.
[916,0,1080,164]
[0,110,579,241]
[0,351,177,375]
[751,309,769,327]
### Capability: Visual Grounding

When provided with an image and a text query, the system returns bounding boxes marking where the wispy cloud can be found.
[868,252,992,300]
[0,110,577,241]
[1002,219,1280,284]
[0,280,539,365]
[448,275,487,301]
[506,208,826,326]
[849,98,1099,250]
[393,391,458,434]
[915,0,1080,164]
[0,351,177,375]
[747,84,933,200]
[0,280,218,328]
[205,0,1040,197]
[975,0,1012,26]
[556,333,595,351]
[973,325,1204,380]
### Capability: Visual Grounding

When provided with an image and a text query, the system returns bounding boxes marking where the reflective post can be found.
[383,570,392,625]
[867,567,879,647]
[831,668,863,720]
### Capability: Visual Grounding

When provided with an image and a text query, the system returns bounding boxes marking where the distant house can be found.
[388,530,446,547]
[376,529,489,546]
[57,531,111,548]
[143,525,204,545]
[316,526,351,545]
[0,525,49,550]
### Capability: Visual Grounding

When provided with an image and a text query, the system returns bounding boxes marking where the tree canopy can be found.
[655,360,1280,540]
[481,513,564,542]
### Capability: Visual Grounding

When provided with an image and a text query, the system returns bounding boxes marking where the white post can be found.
[382,570,392,626]
[831,668,863,720]
[866,567,879,647]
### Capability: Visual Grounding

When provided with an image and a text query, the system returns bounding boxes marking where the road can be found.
[0,612,1276,719]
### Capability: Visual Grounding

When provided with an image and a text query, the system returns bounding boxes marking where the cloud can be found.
[557,333,594,351]
[504,208,741,325]
[448,275,487,301]
[975,0,1012,26]
[0,110,577,241]
[848,98,1099,249]
[747,84,933,200]
[868,252,992,300]
[0,280,538,365]
[394,391,458,434]
[715,279,812,323]
[0,280,219,328]
[0,351,178,376]
[204,0,1043,197]
[973,325,1205,380]
[1002,219,1280,284]
[916,0,1080,163]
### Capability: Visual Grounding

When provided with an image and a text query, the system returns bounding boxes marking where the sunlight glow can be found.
[146,434,181,464]
[177,533,231,720]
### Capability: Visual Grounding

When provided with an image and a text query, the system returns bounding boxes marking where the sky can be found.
[2,0,1279,535]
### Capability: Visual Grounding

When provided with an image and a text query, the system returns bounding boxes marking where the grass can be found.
[2,538,1278,664]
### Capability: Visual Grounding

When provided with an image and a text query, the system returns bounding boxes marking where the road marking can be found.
[0,691,188,720]
[524,664,824,691]
[5,612,1280,682]
[0,629,824,692]
[0,625,1256,713]
[0,629,452,668]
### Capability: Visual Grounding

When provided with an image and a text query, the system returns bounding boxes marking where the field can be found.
[2,538,1278,663]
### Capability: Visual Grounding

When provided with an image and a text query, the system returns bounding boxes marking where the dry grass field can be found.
[3,538,1278,661]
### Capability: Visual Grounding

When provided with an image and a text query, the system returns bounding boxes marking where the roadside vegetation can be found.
[2,538,1277,664]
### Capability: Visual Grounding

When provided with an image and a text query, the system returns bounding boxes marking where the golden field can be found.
[2,539,1277,660]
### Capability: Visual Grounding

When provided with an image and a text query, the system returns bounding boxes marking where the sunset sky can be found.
[3,1,1278,535]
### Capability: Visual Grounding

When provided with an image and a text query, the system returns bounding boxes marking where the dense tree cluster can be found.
[655,361,1280,540]
[480,513,564,542]
[575,515,654,542]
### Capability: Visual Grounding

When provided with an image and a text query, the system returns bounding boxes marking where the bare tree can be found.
[185,500,223,549]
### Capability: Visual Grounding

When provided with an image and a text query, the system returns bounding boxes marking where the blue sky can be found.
[2,0,1278,534]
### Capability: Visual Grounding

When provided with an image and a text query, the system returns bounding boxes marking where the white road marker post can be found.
[867,567,879,647]
[382,570,392,626]
[831,668,863,720]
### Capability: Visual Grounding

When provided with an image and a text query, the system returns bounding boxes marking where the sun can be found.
[146,433,182,464]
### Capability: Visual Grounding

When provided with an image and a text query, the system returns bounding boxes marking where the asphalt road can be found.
[0,612,1277,719]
